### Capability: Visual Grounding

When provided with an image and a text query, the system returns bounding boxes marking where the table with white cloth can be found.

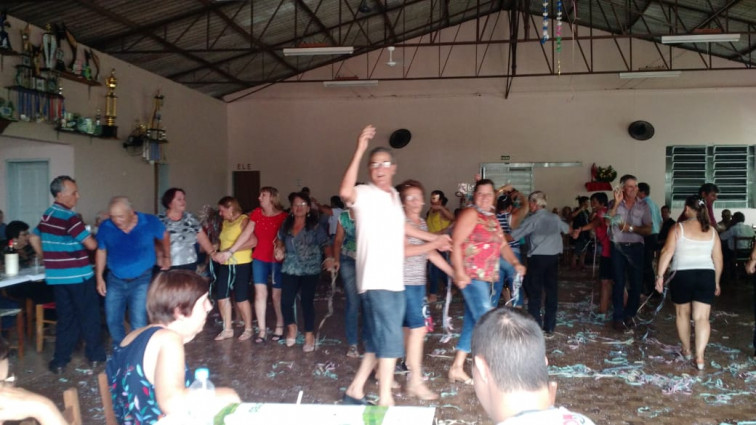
[220,403,436,425]
[0,267,45,289]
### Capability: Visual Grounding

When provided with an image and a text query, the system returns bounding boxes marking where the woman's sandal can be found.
[214,328,234,341]
[695,357,705,371]
[271,325,284,342]
[406,383,439,401]
[238,328,254,341]
[680,347,693,361]
[254,334,267,344]
[448,368,473,385]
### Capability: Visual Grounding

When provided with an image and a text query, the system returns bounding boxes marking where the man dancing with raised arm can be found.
[340,125,448,406]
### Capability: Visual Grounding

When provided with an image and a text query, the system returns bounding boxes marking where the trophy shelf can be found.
[54,70,102,87]
[6,85,64,99]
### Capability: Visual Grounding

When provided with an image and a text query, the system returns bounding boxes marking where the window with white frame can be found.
[665,145,754,209]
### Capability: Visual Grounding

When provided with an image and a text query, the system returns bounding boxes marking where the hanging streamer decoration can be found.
[556,0,563,74]
[541,0,550,45]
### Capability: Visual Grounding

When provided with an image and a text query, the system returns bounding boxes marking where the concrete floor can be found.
[6,268,756,425]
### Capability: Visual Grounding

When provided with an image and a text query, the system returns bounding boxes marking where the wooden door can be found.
[232,171,260,213]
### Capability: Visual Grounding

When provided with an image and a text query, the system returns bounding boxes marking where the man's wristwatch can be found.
[628,225,634,233]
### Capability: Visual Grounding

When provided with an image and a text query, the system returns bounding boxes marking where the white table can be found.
[223,403,436,425]
[0,267,45,289]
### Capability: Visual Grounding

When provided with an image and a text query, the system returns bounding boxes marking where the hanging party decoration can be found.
[541,0,549,45]
[556,0,563,74]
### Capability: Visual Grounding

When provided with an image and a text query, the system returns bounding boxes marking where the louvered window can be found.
[481,163,533,195]
[666,145,754,209]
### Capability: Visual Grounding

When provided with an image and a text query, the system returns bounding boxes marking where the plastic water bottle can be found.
[187,367,215,425]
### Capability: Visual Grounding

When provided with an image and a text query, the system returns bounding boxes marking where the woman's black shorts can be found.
[669,269,715,305]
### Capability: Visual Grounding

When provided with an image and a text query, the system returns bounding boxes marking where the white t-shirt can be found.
[500,407,596,425]
[351,183,405,293]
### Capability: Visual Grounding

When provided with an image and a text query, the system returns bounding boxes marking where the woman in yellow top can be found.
[211,197,257,341]
[426,190,454,303]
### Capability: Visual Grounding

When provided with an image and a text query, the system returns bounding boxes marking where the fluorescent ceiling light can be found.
[323,80,379,88]
[619,71,682,79]
[661,34,740,44]
[283,46,354,56]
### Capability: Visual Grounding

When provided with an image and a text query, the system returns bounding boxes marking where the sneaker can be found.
[396,360,409,373]
[346,345,360,358]
[543,331,555,340]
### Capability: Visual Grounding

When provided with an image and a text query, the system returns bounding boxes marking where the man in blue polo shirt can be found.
[96,196,169,346]
[29,175,106,374]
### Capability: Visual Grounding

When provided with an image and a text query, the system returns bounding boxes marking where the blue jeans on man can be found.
[456,279,494,353]
[611,243,644,324]
[105,268,151,346]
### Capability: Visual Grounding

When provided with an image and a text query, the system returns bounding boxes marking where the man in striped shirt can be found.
[30,175,106,374]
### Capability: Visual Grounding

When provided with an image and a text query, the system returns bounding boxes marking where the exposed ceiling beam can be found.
[72,0,250,88]
[88,4,227,50]
[656,0,753,28]
[693,0,742,30]
[293,0,339,46]
[374,0,398,44]
[197,0,298,74]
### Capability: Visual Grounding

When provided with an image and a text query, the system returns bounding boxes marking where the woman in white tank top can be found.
[655,196,722,370]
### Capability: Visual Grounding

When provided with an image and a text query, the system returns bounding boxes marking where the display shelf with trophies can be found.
[5,84,63,122]
[54,109,113,140]
[55,69,101,86]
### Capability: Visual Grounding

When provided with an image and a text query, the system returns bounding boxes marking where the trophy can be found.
[101,69,118,138]
[0,10,11,51]
[42,24,57,70]
[62,23,78,71]
[20,22,31,54]
[53,23,66,71]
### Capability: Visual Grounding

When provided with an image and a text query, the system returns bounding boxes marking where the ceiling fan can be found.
[386,46,399,67]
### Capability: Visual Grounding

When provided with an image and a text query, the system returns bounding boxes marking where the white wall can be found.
[0,15,228,223]
[227,86,756,218]
[226,18,756,222]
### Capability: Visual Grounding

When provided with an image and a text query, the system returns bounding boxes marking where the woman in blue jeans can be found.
[449,179,525,384]
[333,207,361,358]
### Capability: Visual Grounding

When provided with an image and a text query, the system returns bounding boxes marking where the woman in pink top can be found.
[448,179,525,384]
[219,187,287,343]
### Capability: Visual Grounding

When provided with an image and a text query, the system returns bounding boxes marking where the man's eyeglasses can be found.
[293,202,308,207]
[369,161,392,169]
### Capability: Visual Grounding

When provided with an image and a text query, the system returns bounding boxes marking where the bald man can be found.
[96,196,169,346]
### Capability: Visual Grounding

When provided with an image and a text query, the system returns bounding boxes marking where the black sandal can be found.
[270,326,284,341]
[254,335,267,344]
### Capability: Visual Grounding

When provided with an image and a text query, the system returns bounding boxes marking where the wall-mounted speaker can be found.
[628,121,654,140]
[389,129,412,148]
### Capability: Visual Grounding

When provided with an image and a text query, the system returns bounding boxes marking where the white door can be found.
[6,160,49,227]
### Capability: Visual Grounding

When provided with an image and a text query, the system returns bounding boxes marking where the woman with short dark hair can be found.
[158,188,215,271]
